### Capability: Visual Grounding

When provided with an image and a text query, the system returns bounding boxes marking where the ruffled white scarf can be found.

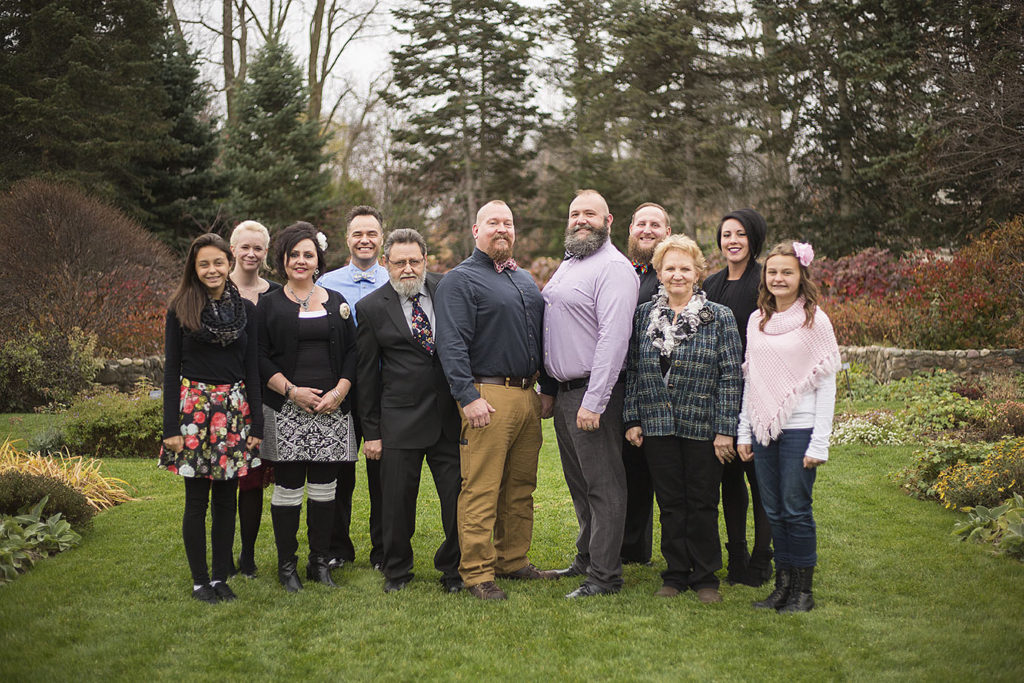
[743,298,841,445]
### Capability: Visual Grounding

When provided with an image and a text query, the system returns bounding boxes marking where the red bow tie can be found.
[494,258,518,273]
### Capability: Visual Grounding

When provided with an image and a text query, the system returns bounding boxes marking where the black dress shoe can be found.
[440,577,464,594]
[372,561,385,573]
[327,557,346,570]
[191,584,220,604]
[237,554,257,579]
[565,581,619,599]
[278,560,304,593]
[306,556,339,588]
[384,578,410,593]
[211,582,237,602]
[554,565,588,578]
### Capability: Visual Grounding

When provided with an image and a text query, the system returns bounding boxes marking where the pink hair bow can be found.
[792,241,814,267]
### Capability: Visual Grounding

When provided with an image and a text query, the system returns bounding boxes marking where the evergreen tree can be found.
[384,0,542,259]
[220,40,331,230]
[0,0,170,213]
[608,0,743,233]
[133,29,225,249]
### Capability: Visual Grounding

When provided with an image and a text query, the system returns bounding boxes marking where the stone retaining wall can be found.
[95,356,165,392]
[96,347,1024,390]
[840,346,1024,382]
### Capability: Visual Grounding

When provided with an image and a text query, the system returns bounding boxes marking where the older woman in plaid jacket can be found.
[624,234,742,604]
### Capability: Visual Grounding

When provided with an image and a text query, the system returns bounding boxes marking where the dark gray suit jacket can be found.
[355,271,460,449]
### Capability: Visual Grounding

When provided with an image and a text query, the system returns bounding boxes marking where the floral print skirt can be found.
[159,377,261,480]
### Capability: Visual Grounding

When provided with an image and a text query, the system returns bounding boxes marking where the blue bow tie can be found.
[352,270,376,283]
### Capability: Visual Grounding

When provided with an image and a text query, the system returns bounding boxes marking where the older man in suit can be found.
[355,229,463,593]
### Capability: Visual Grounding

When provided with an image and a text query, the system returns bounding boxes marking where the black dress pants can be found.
[182,477,238,585]
[645,435,723,591]
[380,437,461,583]
[331,425,384,565]
[620,439,654,563]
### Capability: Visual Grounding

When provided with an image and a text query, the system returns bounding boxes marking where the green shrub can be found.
[62,385,162,459]
[953,493,1024,561]
[0,328,101,412]
[27,427,68,456]
[0,471,95,530]
[906,391,992,433]
[892,441,989,501]
[936,437,1024,510]
[1,496,83,585]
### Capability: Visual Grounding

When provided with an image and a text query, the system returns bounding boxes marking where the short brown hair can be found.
[346,205,383,230]
[630,202,671,230]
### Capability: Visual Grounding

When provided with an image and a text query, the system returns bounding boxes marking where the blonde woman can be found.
[228,221,281,578]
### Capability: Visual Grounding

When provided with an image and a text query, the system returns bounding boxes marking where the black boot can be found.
[753,566,791,609]
[778,566,815,613]
[725,541,750,586]
[306,499,339,588]
[745,549,774,588]
[271,504,303,592]
[277,559,303,593]
[305,554,339,588]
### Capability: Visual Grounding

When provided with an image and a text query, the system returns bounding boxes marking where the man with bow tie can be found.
[434,200,559,601]
[317,206,387,573]
[542,189,639,598]
[355,229,463,594]
[619,202,673,567]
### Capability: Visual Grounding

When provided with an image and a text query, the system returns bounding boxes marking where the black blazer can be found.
[355,271,460,449]
[257,287,357,412]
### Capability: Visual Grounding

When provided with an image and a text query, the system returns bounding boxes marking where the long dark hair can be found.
[757,240,820,330]
[168,233,233,331]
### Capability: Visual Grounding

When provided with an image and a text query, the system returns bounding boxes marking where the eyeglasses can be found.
[388,258,424,268]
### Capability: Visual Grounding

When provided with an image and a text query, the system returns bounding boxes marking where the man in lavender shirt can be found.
[542,189,640,598]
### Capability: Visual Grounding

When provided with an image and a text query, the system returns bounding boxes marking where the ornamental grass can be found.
[0,438,134,511]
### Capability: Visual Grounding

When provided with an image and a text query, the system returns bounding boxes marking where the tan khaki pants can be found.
[457,383,543,586]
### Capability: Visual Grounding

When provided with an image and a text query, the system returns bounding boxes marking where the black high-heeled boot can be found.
[745,549,774,587]
[778,566,815,613]
[725,541,750,585]
[305,554,338,588]
[271,504,303,592]
[306,499,339,588]
[753,566,791,609]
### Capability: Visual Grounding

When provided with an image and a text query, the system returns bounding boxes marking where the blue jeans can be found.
[752,429,817,568]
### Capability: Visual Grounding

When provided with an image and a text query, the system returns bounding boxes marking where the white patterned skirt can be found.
[273,401,356,463]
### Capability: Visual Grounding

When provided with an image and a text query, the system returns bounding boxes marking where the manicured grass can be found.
[2,423,1023,681]
[0,412,61,446]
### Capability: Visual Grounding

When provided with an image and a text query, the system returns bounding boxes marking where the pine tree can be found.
[220,40,331,229]
[132,29,225,249]
[384,0,542,259]
[0,0,171,212]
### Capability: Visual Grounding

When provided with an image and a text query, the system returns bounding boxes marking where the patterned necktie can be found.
[632,259,649,275]
[409,293,434,355]
[493,257,518,273]
[352,270,375,283]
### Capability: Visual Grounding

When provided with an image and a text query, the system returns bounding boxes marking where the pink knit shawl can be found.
[743,298,841,446]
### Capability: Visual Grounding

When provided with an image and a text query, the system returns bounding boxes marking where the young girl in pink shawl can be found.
[736,241,841,613]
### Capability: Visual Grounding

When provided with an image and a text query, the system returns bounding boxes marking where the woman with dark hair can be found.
[737,240,841,613]
[703,208,773,587]
[160,233,263,604]
[258,221,358,592]
[228,220,280,579]
[624,235,742,604]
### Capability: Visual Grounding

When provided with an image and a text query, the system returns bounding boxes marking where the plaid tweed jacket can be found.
[623,299,742,440]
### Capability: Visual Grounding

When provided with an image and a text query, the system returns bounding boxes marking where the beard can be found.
[627,234,656,264]
[390,270,426,299]
[486,236,514,263]
[564,218,610,259]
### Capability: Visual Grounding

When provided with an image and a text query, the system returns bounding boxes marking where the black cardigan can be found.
[257,287,358,412]
[703,259,761,355]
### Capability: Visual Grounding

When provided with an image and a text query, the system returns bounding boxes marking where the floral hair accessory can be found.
[316,231,328,252]
[792,241,814,267]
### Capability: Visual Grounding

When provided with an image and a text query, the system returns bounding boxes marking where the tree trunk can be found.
[836,69,854,218]
[308,0,326,125]
[223,0,235,123]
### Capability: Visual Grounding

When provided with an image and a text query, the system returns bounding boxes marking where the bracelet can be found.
[285,383,295,399]
[331,388,341,401]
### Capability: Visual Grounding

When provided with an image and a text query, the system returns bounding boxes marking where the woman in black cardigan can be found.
[703,208,773,587]
[258,222,358,592]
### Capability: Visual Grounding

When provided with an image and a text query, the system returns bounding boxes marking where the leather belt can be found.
[559,377,589,392]
[474,375,535,389]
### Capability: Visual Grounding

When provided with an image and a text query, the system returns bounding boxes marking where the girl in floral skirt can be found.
[160,233,263,604]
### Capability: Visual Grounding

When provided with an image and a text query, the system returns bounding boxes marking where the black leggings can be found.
[182,477,238,585]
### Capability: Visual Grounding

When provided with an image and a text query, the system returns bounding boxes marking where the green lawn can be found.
[1,422,1023,681]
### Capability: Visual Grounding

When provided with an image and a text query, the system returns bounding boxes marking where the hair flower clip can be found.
[316,231,328,252]
[792,241,814,267]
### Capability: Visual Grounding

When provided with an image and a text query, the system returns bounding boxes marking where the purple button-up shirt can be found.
[542,238,639,414]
